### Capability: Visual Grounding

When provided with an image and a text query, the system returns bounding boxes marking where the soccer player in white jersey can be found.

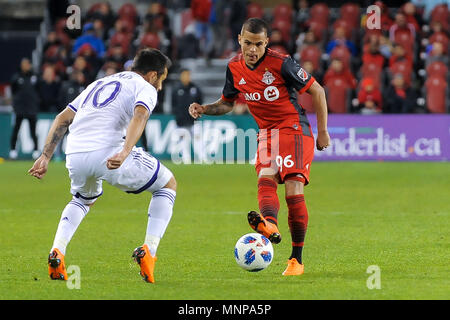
[28,48,175,283]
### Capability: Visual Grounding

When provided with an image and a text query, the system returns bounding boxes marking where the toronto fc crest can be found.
[261,70,275,85]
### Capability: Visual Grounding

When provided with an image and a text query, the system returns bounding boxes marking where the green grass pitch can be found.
[0,160,449,300]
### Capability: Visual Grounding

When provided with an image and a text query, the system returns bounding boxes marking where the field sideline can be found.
[0,160,449,300]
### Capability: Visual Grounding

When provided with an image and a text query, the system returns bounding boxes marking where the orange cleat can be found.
[247,211,282,244]
[282,258,304,276]
[132,244,157,283]
[48,248,68,280]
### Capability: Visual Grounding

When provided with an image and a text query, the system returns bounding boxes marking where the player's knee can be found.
[163,175,177,192]
[284,174,305,196]
[72,194,98,207]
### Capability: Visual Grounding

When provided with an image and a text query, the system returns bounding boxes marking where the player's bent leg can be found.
[283,175,308,276]
[133,167,177,283]
[49,195,96,280]
[248,170,282,244]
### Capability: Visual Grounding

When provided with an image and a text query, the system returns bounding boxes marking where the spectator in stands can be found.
[425,41,449,66]
[302,60,323,84]
[105,44,128,67]
[72,22,106,58]
[229,0,248,51]
[58,70,86,109]
[379,35,393,59]
[144,3,173,58]
[87,2,116,35]
[389,12,416,43]
[37,65,61,113]
[428,20,450,38]
[293,0,310,35]
[191,0,213,57]
[362,36,386,69]
[323,58,357,90]
[9,58,40,160]
[76,43,102,77]
[295,29,317,53]
[410,0,448,21]
[374,1,393,32]
[70,55,95,84]
[402,2,422,32]
[43,31,62,55]
[389,43,413,69]
[92,18,107,42]
[269,28,289,54]
[357,77,383,114]
[384,73,420,113]
[96,61,121,79]
[326,26,358,56]
[210,0,228,58]
[172,69,203,130]
[177,31,201,59]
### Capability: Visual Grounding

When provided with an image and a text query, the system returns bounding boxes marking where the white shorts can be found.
[66,146,173,204]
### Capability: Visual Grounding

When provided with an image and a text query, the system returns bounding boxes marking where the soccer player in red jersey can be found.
[189,18,330,276]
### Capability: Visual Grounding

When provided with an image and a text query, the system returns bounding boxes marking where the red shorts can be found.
[255,129,315,185]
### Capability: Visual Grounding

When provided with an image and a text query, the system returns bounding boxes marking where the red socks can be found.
[257,178,280,226]
[257,178,309,264]
[286,194,308,249]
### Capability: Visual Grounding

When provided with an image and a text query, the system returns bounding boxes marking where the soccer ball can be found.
[234,233,274,272]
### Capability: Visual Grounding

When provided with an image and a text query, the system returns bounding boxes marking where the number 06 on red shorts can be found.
[255,129,315,185]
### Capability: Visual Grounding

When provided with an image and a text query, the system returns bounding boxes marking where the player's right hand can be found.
[106,150,128,170]
[28,154,49,179]
[188,103,206,119]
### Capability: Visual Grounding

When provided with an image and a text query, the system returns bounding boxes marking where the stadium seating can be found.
[27,1,450,117]
[325,77,352,113]
[299,45,322,71]
[393,28,415,52]
[140,32,161,50]
[118,3,138,25]
[390,60,413,87]
[273,3,293,21]
[329,46,352,70]
[430,4,449,30]
[425,76,448,113]
[426,61,448,80]
[309,3,330,26]
[109,32,133,55]
[247,2,264,19]
[360,62,383,89]
[340,3,360,28]
[272,19,292,45]
[429,32,449,53]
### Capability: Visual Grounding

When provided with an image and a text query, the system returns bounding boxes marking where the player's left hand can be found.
[316,130,331,151]
[106,150,128,170]
[28,154,49,179]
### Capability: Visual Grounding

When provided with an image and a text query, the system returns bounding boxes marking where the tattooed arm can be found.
[188,98,234,119]
[28,107,75,179]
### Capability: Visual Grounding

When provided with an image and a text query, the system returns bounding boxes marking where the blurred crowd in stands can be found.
[8,0,450,115]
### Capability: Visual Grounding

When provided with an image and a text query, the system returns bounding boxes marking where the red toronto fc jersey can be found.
[221,48,315,135]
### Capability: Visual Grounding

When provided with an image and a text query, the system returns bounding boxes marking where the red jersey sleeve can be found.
[221,66,240,102]
[280,56,315,94]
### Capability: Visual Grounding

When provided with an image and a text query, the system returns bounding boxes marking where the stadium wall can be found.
[0,113,449,162]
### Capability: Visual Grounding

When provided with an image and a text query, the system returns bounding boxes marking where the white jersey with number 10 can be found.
[65,71,157,155]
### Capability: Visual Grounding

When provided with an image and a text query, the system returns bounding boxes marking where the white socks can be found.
[51,198,89,255]
[145,188,176,256]
[51,188,176,258]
